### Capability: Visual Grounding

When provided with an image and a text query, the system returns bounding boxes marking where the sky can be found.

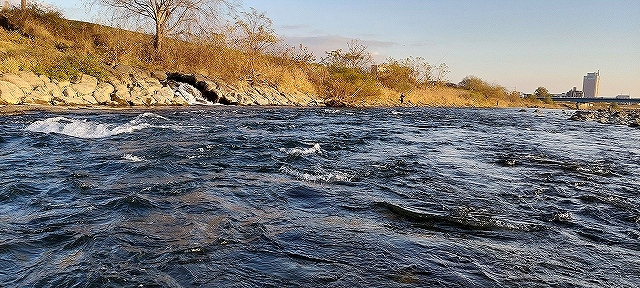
[22,0,640,97]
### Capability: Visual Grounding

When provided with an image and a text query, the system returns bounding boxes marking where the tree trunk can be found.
[153,20,164,55]
[153,32,163,55]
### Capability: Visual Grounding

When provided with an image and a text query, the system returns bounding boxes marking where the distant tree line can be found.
[535,86,553,104]
[457,76,521,102]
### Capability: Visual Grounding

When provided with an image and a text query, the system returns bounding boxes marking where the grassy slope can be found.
[0,7,550,108]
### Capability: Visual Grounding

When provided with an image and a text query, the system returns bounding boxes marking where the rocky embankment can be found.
[0,66,323,107]
[569,109,640,127]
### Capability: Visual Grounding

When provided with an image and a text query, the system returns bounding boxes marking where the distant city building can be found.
[565,87,584,98]
[616,94,630,99]
[583,71,600,98]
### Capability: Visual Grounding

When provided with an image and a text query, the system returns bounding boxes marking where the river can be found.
[1,107,639,287]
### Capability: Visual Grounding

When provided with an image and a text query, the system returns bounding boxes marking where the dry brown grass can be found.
[0,6,321,92]
[349,85,552,108]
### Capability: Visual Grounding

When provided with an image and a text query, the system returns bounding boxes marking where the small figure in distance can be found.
[400,93,405,105]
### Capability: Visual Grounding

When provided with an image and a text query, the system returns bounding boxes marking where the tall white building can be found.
[583,71,600,98]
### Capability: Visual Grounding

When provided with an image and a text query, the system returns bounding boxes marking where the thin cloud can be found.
[410,41,437,47]
[279,24,310,31]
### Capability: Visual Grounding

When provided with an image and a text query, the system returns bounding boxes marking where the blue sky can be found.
[28,0,640,96]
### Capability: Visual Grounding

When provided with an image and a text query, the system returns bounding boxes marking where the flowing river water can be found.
[1,107,639,287]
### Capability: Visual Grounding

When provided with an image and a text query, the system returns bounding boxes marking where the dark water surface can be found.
[1,107,639,287]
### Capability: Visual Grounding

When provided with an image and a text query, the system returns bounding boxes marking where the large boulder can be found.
[236,92,255,106]
[216,84,237,105]
[44,83,63,99]
[53,86,87,105]
[151,71,168,81]
[111,84,131,106]
[69,87,92,105]
[71,74,98,96]
[55,80,71,89]
[250,88,270,106]
[225,93,241,105]
[288,91,321,106]
[109,65,136,85]
[153,86,173,105]
[257,86,291,106]
[23,86,53,105]
[155,86,190,105]
[39,74,51,84]
[0,74,32,93]
[144,77,163,94]
[128,73,147,87]
[0,80,25,104]
[129,86,152,106]
[18,71,45,89]
[93,83,115,104]
[81,95,98,105]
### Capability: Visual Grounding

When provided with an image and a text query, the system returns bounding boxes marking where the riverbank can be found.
[1,6,549,110]
[1,68,553,110]
[0,68,324,110]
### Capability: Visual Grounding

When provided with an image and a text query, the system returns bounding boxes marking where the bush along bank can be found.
[0,66,325,107]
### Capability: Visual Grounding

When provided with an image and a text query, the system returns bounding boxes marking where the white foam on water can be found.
[280,143,322,157]
[173,83,214,105]
[139,112,168,120]
[280,166,352,183]
[25,113,166,139]
[123,154,144,162]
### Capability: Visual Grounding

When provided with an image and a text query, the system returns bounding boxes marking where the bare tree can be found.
[284,43,315,63]
[90,0,233,53]
[233,7,278,55]
[433,63,449,85]
[323,39,373,71]
[231,7,279,79]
